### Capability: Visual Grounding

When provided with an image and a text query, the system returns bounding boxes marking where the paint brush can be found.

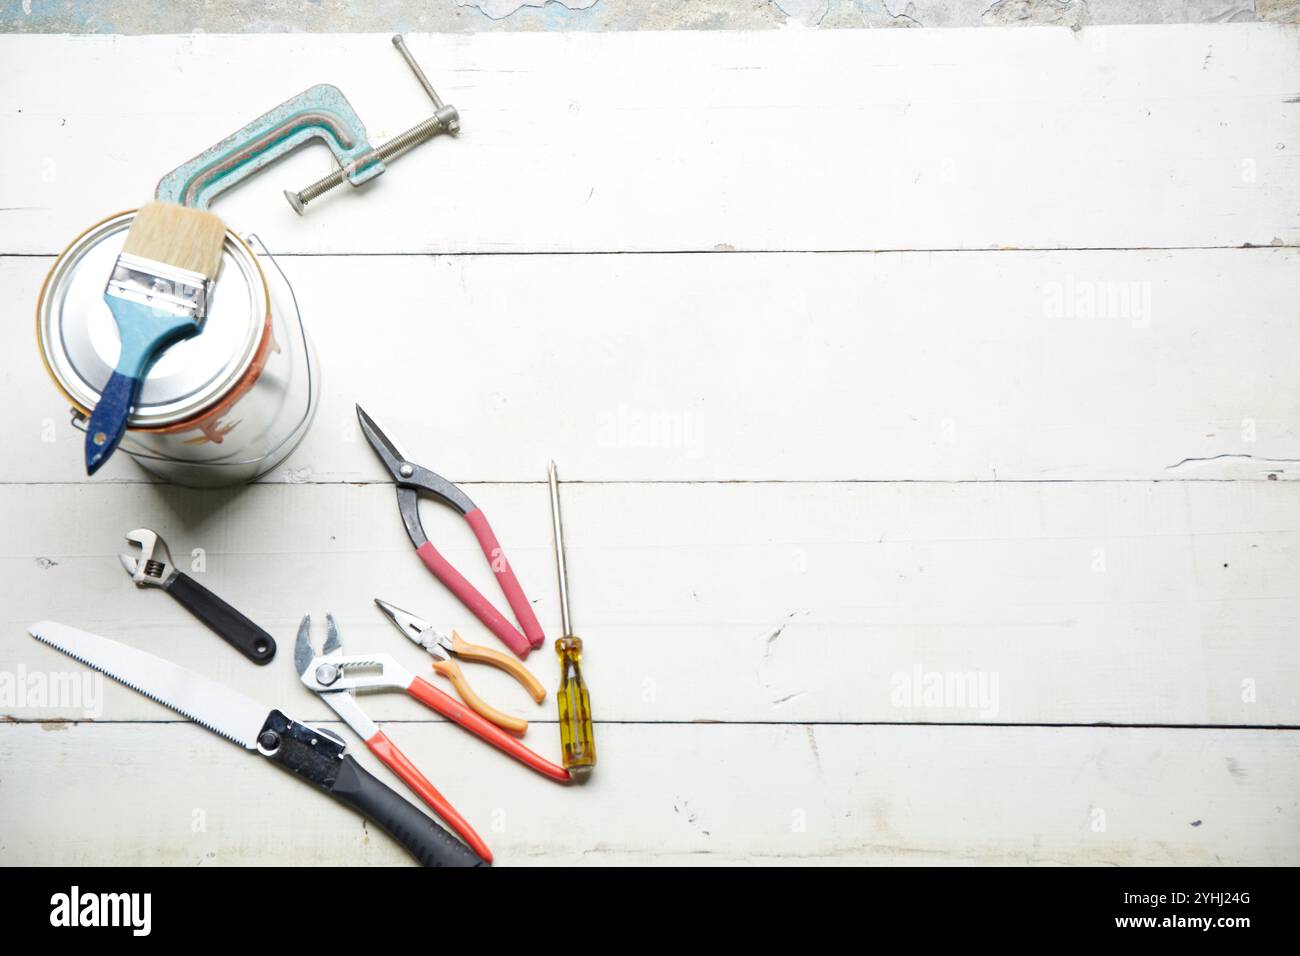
[85,201,227,475]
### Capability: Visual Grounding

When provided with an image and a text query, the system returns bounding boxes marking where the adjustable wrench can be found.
[119,528,276,664]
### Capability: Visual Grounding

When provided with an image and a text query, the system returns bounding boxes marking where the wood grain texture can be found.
[3,481,1297,726]
[8,247,1299,484]
[1,26,1297,256]
[1,723,1295,865]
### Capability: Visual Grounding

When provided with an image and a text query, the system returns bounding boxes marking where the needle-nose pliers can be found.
[375,597,546,735]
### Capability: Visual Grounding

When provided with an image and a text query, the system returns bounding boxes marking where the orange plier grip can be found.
[365,730,494,863]
[407,676,571,783]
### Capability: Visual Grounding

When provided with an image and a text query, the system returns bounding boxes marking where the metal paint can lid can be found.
[37,211,267,429]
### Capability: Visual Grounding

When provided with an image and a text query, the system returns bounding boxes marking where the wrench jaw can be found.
[119,528,176,588]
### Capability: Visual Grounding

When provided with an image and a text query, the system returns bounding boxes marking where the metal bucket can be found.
[37,211,318,487]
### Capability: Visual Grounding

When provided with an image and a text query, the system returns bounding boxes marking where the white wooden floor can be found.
[2,25,1298,866]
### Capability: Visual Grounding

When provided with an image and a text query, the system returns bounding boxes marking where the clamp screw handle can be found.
[393,34,447,111]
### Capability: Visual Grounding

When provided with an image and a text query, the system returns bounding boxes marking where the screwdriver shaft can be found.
[548,461,572,636]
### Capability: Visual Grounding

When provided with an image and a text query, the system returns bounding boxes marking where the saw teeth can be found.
[29,629,251,748]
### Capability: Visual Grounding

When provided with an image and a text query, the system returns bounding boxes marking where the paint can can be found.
[36,211,318,487]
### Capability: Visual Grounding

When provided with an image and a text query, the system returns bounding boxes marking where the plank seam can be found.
[0,478,1293,488]
[7,718,1299,730]
[2,245,1297,259]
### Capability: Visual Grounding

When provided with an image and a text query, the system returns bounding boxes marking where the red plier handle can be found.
[407,676,571,783]
[365,730,494,862]
[416,507,544,659]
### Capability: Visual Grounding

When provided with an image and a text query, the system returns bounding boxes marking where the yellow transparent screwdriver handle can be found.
[556,636,595,774]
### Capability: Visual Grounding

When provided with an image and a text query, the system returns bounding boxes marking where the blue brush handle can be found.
[84,371,141,475]
[84,297,200,475]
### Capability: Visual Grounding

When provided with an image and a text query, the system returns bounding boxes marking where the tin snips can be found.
[356,405,546,659]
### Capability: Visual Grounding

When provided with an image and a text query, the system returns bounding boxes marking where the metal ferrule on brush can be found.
[105,252,211,321]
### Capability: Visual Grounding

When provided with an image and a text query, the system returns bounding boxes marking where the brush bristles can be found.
[121,201,227,281]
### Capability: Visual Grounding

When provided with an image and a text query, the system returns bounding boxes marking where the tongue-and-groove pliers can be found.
[295,613,494,862]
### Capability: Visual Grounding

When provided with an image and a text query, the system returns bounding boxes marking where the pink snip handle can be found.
[415,539,532,659]
[465,508,546,650]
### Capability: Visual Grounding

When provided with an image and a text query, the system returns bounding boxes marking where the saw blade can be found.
[29,620,269,749]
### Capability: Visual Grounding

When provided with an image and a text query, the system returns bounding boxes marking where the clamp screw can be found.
[258,730,281,752]
[285,34,459,214]
[399,463,414,478]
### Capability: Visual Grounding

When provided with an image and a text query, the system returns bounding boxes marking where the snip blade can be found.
[355,404,411,477]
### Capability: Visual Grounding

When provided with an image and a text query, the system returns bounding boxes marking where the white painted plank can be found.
[2,26,1297,255]
[1,722,1295,865]
[3,24,1297,873]
[3,481,1297,725]
[7,247,1299,484]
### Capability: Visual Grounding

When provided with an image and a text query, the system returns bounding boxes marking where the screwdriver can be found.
[548,461,596,779]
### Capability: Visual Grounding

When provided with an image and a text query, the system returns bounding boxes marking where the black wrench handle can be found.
[166,571,276,664]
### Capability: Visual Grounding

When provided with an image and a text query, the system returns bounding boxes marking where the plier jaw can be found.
[294,613,412,694]
[373,597,452,659]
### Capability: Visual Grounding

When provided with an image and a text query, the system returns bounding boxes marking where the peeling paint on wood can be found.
[1,0,1297,33]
